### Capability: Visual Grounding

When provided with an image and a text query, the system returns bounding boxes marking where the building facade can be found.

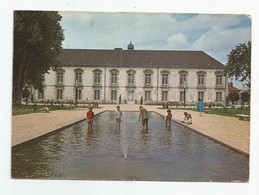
[36,43,227,105]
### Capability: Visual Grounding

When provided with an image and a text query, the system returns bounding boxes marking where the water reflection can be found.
[12,111,249,181]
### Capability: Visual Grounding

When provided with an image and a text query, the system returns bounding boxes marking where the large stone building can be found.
[36,42,227,105]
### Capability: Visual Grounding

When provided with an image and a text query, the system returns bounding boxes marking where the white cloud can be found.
[189,27,251,62]
[59,12,251,63]
[166,33,189,49]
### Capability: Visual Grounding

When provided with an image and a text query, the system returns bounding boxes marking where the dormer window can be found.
[161,70,170,85]
[94,73,101,84]
[128,72,134,84]
[93,69,102,85]
[74,68,83,84]
[216,75,222,86]
[198,75,205,86]
[178,70,188,87]
[110,69,119,85]
[127,69,136,85]
[41,74,45,83]
[56,69,65,84]
[111,73,117,84]
[76,73,82,84]
[57,72,63,83]
[197,71,206,88]
[180,74,186,85]
[162,74,168,85]
[215,71,224,87]
[143,69,153,86]
[145,74,151,84]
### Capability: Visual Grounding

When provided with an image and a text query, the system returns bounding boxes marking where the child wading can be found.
[114,105,123,130]
[86,106,94,131]
[138,106,149,131]
[165,109,172,127]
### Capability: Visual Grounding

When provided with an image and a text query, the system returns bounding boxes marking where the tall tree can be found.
[13,11,64,104]
[241,92,250,106]
[224,41,251,90]
[228,92,240,105]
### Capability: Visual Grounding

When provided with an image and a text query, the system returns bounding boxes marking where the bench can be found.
[237,114,250,121]
[204,110,212,114]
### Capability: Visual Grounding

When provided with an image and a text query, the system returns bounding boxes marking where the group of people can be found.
[181,112,192,124]
[85,99,204,131]
[86,105,149,131]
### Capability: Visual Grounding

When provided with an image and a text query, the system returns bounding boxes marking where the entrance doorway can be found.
[127,90,134,103]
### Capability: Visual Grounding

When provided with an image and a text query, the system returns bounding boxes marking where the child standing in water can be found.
[138,106,149,131]
[114,105,123,130]
[86,106,94,131]
[165,109,172,127]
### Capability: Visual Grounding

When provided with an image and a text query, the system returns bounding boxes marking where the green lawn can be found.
[12,105,102,116]
[12,105,66,116]
[158,106,250,118]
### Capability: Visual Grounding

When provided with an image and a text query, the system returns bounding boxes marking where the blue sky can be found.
[59,12,251,89]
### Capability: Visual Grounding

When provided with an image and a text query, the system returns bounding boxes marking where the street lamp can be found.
[75,78,78,108]
[184,80,186,107]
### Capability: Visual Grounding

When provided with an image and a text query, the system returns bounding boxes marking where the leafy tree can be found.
[228,92,239,105]
[224,41,251,90]
[225,96,230,107]
[13,11,64,104]
[241,92,250,106]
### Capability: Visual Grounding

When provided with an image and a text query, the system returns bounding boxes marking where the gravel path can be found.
[12,105,250,154]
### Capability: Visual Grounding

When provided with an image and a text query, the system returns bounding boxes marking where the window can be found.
[216,92,222,102]
[145,91,151,101]
[198,91,204,101]
[162,74,168,85]
[94,73,101,84]
[111,90,117,101]
[57,89,63,100]
[94,90,100,100]
[162,91,168,101]
[180,91,184,102]
[76,73,82,84]
[111,73,117,84]
[76,89,82,100]
[216,75,222,86]
[128,72,134,84]
[41,74,45,82]
[57,72,63,83]
[145,74,151,84]
[180,74,186,85]
[198,75,205,86]
[38,90,44,99]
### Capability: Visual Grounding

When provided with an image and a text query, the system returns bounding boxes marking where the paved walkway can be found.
[12,104,250,155]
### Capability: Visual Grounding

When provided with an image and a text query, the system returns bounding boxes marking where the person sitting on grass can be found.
[86,106,94,131]
[181,112,188,123]
[165,109,172,127]
[42,103,50,113]
[187,114,192,124]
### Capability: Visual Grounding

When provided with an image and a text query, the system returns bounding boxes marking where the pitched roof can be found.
[228,82,241,91]
[59,49,224,68]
